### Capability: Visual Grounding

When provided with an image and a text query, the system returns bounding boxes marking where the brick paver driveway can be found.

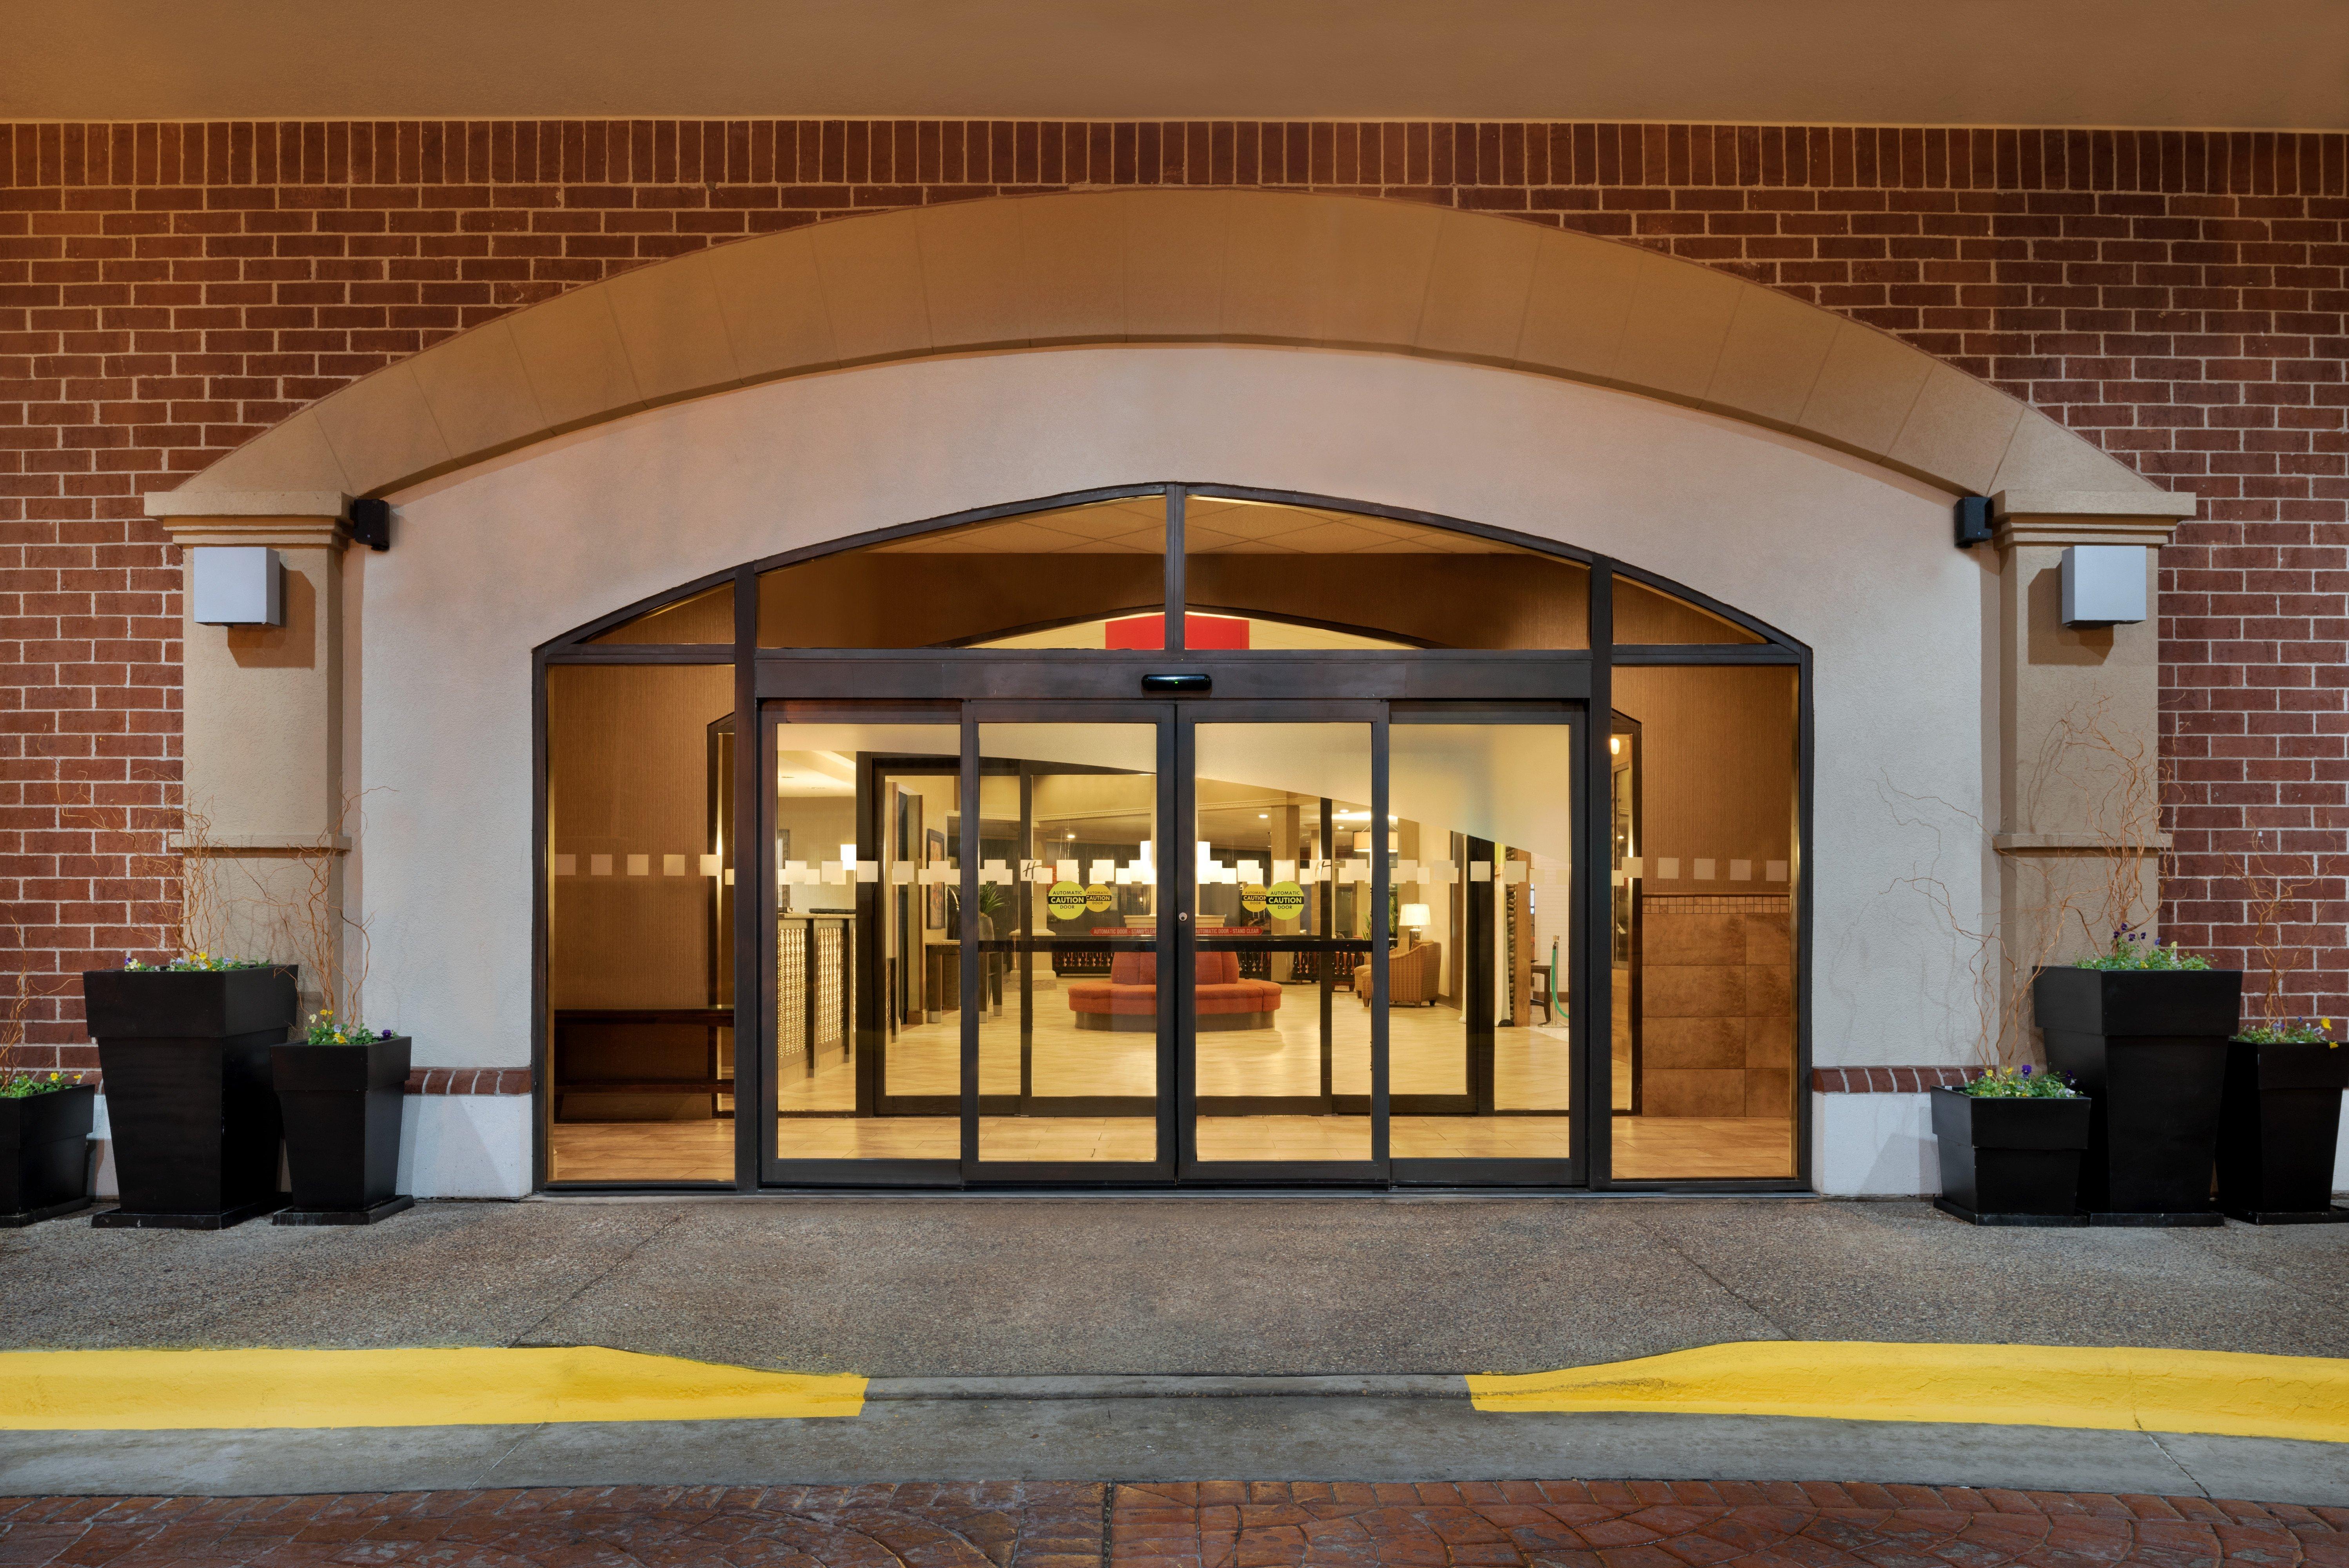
[2,1481,2344,1566]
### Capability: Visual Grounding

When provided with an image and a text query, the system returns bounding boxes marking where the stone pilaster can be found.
[147,490,352,1011]
[1989,488,2197,978]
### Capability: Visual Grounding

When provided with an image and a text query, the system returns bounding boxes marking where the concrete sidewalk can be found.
[8,1385,2349,1503]
[7,1194,2348,1374]
[9,1194,2348,1504]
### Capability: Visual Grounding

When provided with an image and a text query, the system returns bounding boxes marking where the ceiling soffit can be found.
[12,0,2344,129]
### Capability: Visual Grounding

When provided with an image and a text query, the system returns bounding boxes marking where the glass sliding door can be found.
[1185,715,1383,1178]
[970,709,1174,1178]
[764,707,964,1183]
[1388,713,1581,1181]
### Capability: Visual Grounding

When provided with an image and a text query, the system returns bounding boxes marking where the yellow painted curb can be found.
[0,1347,866,1430]
[1468,1341,2349,1444]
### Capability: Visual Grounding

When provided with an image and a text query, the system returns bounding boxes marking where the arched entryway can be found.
[144,190,2195,1199]
[543,482,1805,1191]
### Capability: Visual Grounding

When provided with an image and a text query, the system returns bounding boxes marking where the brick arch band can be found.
[156,187,2171,509]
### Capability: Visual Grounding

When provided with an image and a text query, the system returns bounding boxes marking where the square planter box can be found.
[2033,966,2240,1227]
[1,1082,97,1226]
[81,966,298,1230]
[2216,1038,2349,1225]
[82,966,300,1041]
[1928,1086,2092,1226]
[272,1036,413,1225]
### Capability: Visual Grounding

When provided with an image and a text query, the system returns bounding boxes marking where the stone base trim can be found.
[404,1069,532,1096]
[1812,1067,1973,1093]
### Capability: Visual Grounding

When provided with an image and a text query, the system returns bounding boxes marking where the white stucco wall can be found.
[354,343,1995,1102]
[396,1095,533,1198]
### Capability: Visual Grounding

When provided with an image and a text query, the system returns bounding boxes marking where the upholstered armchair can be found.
[1356,941,1442,1006]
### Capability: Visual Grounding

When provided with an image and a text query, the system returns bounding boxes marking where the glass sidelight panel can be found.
[1191,723,1376,1164]
[975,724,1162,1165]
[545,663,737,1181]
[1610,666,1798,1179]
[772,719,962,1161]
[1388,722,1576,1162]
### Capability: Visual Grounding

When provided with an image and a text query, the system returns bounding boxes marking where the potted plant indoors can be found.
[272,1009,412,1224]
[2213,857,2349,1223]
[1929,1065,2092,1226]
[2033,927,2240,1226]
[81,952,298,1228]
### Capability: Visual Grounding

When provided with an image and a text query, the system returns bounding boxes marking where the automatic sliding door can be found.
[973,717,1171,1176]
[766,710,962,1181]
[1388,713,1581,1181]
[1187,719,1381,1176]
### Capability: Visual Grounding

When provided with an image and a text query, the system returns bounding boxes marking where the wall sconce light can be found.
[191,547,283,627]
[2060,545,2147,628]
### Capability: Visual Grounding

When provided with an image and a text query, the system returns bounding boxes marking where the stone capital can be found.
[1990,488,2197,551]
[147,490,353,553]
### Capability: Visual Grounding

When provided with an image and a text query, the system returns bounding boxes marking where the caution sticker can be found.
[1045,880,1088,921]
[1085,883,1115,913]
[1263,880,1305,923]
[1239,883,1267,914]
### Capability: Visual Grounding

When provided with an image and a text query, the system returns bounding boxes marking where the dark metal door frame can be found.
[540,480,1814,1197]
[957,698,1181,1185]
[1173,699,1390,1186]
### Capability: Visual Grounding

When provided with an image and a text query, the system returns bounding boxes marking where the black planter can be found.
[1928,1086,2093,1226]
[0,1083,97,1225]
[2216,1038,2349,1224]
[271,1036,413,1224]
[81,966,297,1229]
[2033,965,2240,1226]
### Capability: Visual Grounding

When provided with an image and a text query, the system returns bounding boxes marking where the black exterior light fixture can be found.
[349,497,393,552]
[1953,495,1994,548]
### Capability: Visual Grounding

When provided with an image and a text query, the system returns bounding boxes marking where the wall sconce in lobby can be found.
[2060,545,2146,628]
[191,546,283,627]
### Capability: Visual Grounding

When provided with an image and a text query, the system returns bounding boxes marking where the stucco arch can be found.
[164,187,2166,508]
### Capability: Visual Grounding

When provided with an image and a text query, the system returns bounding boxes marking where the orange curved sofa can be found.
[1067,951,1282,1032]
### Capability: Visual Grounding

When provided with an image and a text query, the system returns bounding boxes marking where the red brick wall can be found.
[5,120,2347,1066]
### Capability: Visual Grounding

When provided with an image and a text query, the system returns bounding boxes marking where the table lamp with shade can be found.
[1399,902,1431,949]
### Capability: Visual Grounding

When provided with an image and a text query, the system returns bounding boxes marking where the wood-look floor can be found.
[549,1113,1792,1180]
[777,998,1574,1109]
[552,984,1790,1181]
